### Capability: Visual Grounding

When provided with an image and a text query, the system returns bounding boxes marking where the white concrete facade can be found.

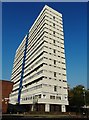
[9,5,69,112]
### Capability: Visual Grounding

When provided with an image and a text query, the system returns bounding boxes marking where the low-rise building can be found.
[0,80,13,113]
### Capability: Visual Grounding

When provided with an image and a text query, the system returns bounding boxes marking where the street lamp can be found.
[83,88,86,108]
[83,87,87,118]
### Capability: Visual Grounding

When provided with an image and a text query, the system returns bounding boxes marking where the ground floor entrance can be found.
[7,103,67,113]
[31,104,66,112]
[50,104,61,112]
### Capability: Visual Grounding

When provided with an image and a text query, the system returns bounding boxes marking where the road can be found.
[1,114,89,120]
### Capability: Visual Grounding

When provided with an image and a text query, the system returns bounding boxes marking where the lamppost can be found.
[83,87,87,118]
[83,88,86,108]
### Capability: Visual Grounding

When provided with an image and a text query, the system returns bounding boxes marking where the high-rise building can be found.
[9,5,69,112]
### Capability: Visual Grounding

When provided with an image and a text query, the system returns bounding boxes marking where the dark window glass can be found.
[54,72,56,77]
[54,60,56,65]
[53,16,55,20]
[54,49,56,53]
[53,23,55,27]
[50,95,55,99]
[39,94,41,98]
[54,86,57,91]
[53,40,55,44]
[53,31,55,35]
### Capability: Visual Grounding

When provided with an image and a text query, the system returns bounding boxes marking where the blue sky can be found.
[2,2,87,88]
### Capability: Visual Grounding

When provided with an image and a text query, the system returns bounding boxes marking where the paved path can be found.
[1,114,89,120]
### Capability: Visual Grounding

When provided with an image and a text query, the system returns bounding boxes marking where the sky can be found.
[0,2,2,80]
[2,2,87,88]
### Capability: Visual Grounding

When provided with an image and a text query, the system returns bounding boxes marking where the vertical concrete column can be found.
[31,96,34,111]
[45,104,50,112]
[61,105,66,112]
[31,104,34,111]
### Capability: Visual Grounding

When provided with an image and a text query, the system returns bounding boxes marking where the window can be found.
[54,72,56,77]
[50,95,55,99]
[62,74,66,76]
[53,40,55,44]
[62,62,65,64]
[53,23,55,27]
[29,97,32,100]
[63,80,66,82]
[61,47,64,49]
[56,96,61,100]
[43,95,46,98]
[61,57,65,59]
[54,86,57,91]
[54,60,56,65]
[53,16,55,20]
[65,96,67,99]
[62,68,66,70]
[54,49,56,53]
[63,87,67,89]
[38,94,41,98]
[53,31,55,35]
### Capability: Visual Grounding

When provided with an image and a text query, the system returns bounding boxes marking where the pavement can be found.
[1,114,89,120]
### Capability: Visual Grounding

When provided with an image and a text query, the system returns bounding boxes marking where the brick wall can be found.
[0,80,13,113]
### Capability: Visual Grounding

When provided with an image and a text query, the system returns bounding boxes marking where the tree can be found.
[85,89,89,106]
[68,85,89,113]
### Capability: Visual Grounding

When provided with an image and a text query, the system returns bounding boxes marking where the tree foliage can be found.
[68,85,89,108]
